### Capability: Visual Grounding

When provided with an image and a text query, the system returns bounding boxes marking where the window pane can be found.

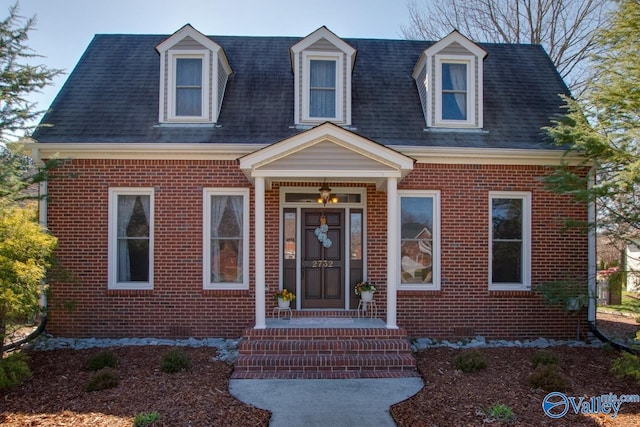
[310,60,336,118]
[176,88,202,116]
[284,211,296,260]
[176,58,202,116]
[492,199,522,239]
[310,60,336,88]
[116,195,150,282]
[211,196,243,238]
[176,58,202,85]
[442,93,466,120]
[492,241,522,283]
[310,90,335,117]
[442,63,466,90]
[400,197,433,284]
[211,239,242,283]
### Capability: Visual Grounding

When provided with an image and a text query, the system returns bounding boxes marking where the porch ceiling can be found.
[239,123,415,190]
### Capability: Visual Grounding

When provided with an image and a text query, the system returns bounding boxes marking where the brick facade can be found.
[46,159,588,340]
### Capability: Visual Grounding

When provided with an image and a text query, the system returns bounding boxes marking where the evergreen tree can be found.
[546,0,640,247]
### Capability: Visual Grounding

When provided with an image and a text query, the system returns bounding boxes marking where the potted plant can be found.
[354,281,376,302]
[274,288,295,308]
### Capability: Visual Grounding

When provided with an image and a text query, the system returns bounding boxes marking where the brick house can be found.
[30,25,591,344]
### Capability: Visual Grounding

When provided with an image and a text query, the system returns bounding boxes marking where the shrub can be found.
[530,350,559,368]
[611,352,640,385]
[133,411,160,427]
[528,364,568,392]
[485,403,515,423]
[0,352,31,390]
[160,348,191,373]
[85,367,119,392]
[85,350,117,371]
[453,349,487,373]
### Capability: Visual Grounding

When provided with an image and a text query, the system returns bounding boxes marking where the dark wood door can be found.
[301,209,344,308]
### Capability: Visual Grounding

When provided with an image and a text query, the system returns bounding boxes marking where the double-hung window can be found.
[309,59,336,118]
[203,188,249,290]
[398,190,441,291]
[441,62,467,120]
[175,57,203,117]
[435,55,475,127]
[108,188,154,290]
[489,192,531,291]
[302,52,343,122]
[168,51,210,121]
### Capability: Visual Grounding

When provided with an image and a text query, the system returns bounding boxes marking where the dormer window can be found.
[291,27,355,126]
[436,55,475,126]
[413,31,487,129]
[176,57,203,116]
[156,25,231,124]
[309,59,336,118]
[171,53,209,120]
[441,62,467,120]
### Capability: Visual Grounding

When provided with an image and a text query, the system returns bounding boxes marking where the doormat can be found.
[289,317,355,326]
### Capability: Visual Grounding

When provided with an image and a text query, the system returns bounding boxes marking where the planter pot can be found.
[278,298,291,309]
[360,291,374,302]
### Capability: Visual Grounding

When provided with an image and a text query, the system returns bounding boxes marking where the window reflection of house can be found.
[401,227,433,283]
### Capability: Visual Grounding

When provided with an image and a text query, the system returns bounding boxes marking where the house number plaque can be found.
[312,260,334,268]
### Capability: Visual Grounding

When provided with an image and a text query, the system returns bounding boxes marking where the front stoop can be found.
[232,322,418,379]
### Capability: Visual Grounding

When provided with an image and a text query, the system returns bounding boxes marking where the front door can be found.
[301,209,344,308]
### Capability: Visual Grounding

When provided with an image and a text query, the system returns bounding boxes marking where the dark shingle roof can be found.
[33,33,570,149]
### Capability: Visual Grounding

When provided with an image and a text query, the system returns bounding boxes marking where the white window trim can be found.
[398,190,441,291]
[300,51,345,123]
[488,191,532,291]
[166,50,211,122]
[203,188,250,290]
[108,188,155,290]
[434,54,476,128]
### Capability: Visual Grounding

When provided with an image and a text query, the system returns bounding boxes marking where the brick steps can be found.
[232,322,418,379]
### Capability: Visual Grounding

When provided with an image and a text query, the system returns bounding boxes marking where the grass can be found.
[597,291,640,315]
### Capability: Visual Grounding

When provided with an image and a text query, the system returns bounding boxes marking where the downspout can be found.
[586,166,639,354]
[2,146,49,352]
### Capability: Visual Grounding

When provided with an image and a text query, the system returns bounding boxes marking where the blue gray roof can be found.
[34,33,570,149]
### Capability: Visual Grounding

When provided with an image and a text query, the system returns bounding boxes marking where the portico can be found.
[239,123,415,330]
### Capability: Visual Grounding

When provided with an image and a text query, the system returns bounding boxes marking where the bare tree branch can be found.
[400,0,613,94]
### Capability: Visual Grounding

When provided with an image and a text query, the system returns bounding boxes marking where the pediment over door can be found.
[239,122,414,189]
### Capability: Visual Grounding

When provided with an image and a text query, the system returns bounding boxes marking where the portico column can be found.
[386,177,399,329]
[254,177,266,329]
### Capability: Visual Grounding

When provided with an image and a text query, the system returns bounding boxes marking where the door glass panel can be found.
[284,211,296,259]
[351,212,362,261]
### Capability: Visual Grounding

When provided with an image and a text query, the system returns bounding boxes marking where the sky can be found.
[16,0,412,116]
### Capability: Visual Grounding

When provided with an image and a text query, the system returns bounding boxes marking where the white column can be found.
[386,177,399,329]
[254,177,266,329]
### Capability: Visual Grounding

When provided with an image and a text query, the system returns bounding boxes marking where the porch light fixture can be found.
[318,183,338,207]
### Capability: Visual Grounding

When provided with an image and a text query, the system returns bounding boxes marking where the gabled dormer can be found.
[413,30,487,129]
[290,27,356,127]
[156,24,232,124]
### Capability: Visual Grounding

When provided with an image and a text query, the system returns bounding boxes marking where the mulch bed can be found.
[1,347,270,426]
[391,346,640,426]
[3,313,640,426]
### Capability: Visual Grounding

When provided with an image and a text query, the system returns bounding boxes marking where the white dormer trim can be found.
[290,27,356,126]
[156,24,232,124]
[412,30,487,129]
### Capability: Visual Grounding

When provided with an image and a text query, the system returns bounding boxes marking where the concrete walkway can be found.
[230,377,424,426]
